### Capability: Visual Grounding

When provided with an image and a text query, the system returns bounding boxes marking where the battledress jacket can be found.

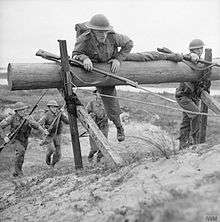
[39,110,69,135]
[72,29,133,63]
[175,53,211,102]
[0,113,45,147]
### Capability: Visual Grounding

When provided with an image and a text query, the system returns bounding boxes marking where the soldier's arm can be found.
[0,115,13,129]
[72,33,90,62]
[61,113,69,124]
[114,33,133,61]
[28,116,47,135]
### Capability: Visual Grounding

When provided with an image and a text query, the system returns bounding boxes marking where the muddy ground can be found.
[0,88,220,222]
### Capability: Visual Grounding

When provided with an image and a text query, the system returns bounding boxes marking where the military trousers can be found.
[89,124,109,153]
[96,86,122,128]
[176,96,200,149]
[45,134,62,166]
[12,139,28,175]
[125,51,179,62]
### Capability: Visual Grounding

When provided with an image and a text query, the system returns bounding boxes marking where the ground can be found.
[0,86,220,222]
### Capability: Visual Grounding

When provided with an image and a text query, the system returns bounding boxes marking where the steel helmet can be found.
[13,102,29,111]
[47,100,59,107]
[189,39,205,50]
[85,14,113,31]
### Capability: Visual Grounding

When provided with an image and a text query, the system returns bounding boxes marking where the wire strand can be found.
[77,88,220,118]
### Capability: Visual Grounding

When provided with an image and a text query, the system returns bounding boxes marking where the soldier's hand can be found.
[44,130,49,136]
[108,59,120,73]
[4,136,10,143]
[190,53,199,63]
[83,58,93,71]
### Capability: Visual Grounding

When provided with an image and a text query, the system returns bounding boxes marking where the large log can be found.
[8,61,220,90]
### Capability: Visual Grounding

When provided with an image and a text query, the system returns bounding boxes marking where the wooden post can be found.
[58,40,83,169]
[199,48,212,143]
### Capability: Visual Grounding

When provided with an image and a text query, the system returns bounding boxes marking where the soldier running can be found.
[39,100,69,167]
[86,90,109,162]
[0,102,47,177]
[175,39,211,150]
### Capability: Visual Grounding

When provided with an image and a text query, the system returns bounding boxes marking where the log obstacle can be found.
[7,61,220,90]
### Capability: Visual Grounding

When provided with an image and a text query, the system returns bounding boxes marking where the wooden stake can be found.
[58,40,83,169]
[77,106,124,166]
[199,48,212,143]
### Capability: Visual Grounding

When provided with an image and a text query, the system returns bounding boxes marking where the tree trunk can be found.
[7,61,220,90]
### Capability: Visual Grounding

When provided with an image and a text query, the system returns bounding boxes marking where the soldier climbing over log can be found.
[72,14,183,143]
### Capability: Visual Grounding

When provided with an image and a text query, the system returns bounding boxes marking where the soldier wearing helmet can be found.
[72,14,134,142]
[0,102,47,177]
[39,100,69,167]
[175,39,210,150]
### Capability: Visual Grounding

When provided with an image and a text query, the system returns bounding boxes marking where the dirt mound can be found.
[0,123,220,222]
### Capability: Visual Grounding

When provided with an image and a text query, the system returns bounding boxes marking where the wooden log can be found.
[199,49,212,143]
[7,61,220,90]
[77,106,124,166]
[201,91,220,115]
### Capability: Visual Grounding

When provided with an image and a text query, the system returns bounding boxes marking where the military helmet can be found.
[189,39,205,50]
[85,14,113,31]
[13,102,29,111]
[47,100,59,107]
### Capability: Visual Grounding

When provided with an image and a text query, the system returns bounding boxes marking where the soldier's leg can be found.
[88,136,98,162]
[13,140,27,177]
[125,51,182,62]
[176,96,200,149]
[51,135,62,167]
[96,86,125,142]
[97,124,109,162]
[178,112,191,149]
[45,142,55,165]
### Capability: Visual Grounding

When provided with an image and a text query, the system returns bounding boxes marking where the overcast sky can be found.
[0,0,220,67]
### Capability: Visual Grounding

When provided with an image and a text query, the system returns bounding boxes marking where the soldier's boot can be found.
[46,151,53,165]
[112,118,125,142]
[13,152,24,177]
[88,150,97,162]
[51,146,61,167]
[117,126,125,142]
[97,150,103,163]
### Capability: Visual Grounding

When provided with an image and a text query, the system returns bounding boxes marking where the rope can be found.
[76,88,220,118]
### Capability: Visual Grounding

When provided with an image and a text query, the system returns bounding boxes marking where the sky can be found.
[0,0,220,68]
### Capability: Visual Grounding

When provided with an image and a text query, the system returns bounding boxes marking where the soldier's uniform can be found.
[86,95,109,162]
[0,107,46,177]
[72,25,133,140]
[175,39,210,149]
[39,107,69,166]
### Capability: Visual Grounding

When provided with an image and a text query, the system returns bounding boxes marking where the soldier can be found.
[175,39,210,150]
[72,14,134,142]
[0,102,47,177]
[86,90,109,162]
[39,100,69,167]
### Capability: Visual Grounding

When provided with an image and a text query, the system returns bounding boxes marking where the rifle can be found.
[157,47,220,68]
[40,105,65,146]
[36,49,176,103]
[0,90,48,152]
